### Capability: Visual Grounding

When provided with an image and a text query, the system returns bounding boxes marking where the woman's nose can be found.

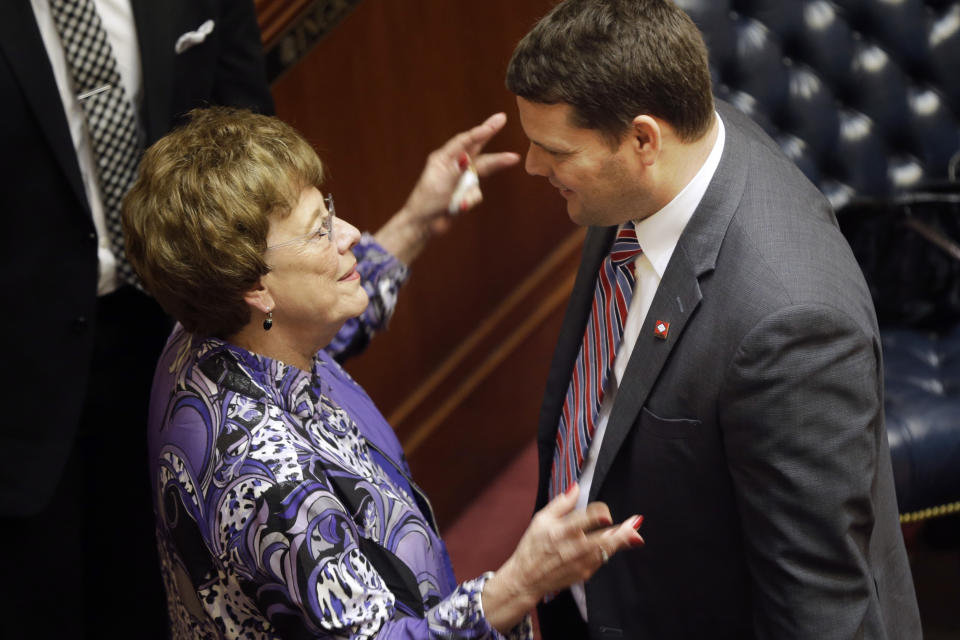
[335,217,361,253]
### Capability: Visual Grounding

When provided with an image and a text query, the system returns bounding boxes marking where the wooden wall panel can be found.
[266,0,574,527]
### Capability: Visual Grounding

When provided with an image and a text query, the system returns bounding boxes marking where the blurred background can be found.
[254,1,960,637]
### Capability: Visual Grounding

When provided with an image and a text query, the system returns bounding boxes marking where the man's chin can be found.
[566,202,592,227]
[567,201,635,228]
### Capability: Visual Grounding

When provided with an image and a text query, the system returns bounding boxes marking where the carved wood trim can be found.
[255,0,364,82]
[255,0,315,46]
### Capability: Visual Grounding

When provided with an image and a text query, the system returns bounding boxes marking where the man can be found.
[506,0,921,637]
[0,1,273,637]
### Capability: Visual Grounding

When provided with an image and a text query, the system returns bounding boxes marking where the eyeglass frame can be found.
[265,193,336,251]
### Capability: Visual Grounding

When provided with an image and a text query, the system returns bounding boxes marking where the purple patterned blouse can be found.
[148,236,532,639]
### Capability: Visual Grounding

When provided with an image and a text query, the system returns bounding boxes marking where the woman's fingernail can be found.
[632,515,644,530]
[460,199,469,213]
[458,152,470,170]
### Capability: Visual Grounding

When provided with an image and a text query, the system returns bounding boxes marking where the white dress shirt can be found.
[30,0,142,295]
[570,113,726,620]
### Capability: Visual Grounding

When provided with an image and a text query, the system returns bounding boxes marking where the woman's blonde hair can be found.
[122,107,324,337]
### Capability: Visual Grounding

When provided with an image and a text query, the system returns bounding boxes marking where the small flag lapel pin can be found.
[654,320,670,340]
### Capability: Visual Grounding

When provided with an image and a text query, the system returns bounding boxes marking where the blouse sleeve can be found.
[232,479,532,640]
[327,233,410,361]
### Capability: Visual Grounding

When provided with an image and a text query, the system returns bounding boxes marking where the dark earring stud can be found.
[263,309,273,331]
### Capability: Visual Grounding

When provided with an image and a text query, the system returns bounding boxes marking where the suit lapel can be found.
[588,103,751,499]
[130,0,175,144]
[0,0,88,212]
[589,248,703,499]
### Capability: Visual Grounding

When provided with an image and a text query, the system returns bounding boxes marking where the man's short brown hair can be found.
[506,0,714,144]
[122,107,324,338]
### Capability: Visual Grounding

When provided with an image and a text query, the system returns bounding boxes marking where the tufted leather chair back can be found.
[676,0,960,209]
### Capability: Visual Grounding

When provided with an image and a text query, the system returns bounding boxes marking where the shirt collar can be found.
[632,112,725,277]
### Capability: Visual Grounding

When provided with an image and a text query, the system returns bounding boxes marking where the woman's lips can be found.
[338,264,360,281]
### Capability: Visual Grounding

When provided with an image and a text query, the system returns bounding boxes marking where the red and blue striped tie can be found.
[549,222,643,498]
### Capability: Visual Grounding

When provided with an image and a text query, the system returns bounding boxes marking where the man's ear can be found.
[243,279,275,314]
[629,115,662,166]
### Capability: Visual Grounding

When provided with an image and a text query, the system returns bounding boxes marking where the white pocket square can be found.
[174,19,215,54]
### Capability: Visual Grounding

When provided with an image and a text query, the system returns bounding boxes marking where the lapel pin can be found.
[654,320,670,340]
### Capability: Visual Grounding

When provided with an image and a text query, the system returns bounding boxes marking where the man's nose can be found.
[524,144,548,177]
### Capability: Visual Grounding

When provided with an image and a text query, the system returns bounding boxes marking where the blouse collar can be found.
[195,336,328,420]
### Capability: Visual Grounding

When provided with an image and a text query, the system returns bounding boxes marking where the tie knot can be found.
[610,222,642,266]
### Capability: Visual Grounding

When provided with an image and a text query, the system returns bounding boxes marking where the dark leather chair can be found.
[677,0,960,523]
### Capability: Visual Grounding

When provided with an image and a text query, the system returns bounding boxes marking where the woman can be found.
[122,107,643,639]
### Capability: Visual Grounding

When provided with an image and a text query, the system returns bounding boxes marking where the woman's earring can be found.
[263,308,273,331]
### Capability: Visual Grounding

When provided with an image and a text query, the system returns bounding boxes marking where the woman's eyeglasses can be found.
[266,194,336,251]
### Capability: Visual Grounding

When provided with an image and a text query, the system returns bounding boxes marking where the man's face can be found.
[516,97,648,227]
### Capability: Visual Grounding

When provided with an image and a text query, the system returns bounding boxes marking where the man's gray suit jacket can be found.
[535,102,922,639]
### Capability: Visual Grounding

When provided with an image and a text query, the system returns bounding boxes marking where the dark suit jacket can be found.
[0,0,273,516]
[536,103,922,639]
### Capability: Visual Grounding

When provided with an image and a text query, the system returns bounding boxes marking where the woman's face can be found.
[261,186,367,342]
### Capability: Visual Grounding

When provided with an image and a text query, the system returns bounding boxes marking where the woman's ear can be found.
[243,280,274,314]
[629,115,662,166]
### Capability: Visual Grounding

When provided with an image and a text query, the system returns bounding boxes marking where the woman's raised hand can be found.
[373,113,520,264]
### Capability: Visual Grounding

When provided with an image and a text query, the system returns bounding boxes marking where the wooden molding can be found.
[255,0,314,45]
[393,228,585,451]
[394,229,587,526]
